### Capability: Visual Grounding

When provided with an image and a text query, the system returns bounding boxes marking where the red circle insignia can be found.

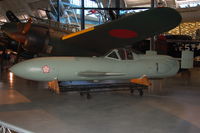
[109,29,138,39]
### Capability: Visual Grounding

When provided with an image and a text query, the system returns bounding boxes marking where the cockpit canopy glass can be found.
[105,48,134,60]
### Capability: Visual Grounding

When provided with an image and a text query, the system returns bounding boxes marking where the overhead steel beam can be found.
[57,0,60,22]
[81,0,85,30]
[71,7,150,10]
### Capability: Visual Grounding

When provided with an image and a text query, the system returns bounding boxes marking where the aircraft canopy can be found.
[105,48,137,60]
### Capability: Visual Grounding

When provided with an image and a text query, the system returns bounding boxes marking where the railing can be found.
[0,120,34,133]
[33,19,80,32]
[49,0,81,27]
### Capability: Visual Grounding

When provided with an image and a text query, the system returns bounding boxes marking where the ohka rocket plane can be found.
[10,48,180,83]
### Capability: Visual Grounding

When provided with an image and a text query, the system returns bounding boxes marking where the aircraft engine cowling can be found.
[23,27,50,54]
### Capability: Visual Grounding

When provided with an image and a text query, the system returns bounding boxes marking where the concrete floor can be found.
[0,68,200,133]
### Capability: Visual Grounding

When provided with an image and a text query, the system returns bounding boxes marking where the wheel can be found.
[80,92,84,96]
[139,90,143,96]
[87,93,91,99]
[130,89,134,94]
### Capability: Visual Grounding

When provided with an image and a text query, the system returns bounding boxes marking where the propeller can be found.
[1,11,51,62]
[5,18,32,44]
[2,19,33,62]
[1,18,49,62]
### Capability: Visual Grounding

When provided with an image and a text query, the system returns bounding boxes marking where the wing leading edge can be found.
[57,7,181,56]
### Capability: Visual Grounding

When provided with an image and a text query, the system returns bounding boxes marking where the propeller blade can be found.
[4,31,26,44]
[21,18,32,34]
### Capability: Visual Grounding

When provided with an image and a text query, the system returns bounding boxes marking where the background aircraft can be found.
[1,7,181,57]
[0,10,74,58]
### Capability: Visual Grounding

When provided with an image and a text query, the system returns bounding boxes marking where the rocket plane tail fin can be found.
[130,75,152,86]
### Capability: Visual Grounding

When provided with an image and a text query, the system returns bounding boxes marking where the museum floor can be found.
[0,68,200,133]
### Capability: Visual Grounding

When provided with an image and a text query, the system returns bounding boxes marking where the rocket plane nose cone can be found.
[10,60,32,80]
[9,66,14,73]
[10,61,35,80]
[10,58,57,81]
[9,63,23,77]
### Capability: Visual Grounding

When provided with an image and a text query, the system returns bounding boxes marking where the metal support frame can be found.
[58,82,148,99]
[48,0,80,31]
[50,0,58,17]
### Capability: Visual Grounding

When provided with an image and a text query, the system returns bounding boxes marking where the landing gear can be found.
[80,92,84,96]
[79,90,92,99]
[138,89,143,96]
[86,93,91,99]
[131,86,144,96]
[130,88,134,94]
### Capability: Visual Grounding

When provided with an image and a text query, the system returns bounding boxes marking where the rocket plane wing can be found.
[60,7,181,56]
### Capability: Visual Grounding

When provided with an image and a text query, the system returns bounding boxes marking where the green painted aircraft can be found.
[1,7,181,57]
[9,7,185,86]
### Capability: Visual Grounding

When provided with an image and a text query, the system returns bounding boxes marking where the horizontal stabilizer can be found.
[130,75,152,86]
[78,71,125,77]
